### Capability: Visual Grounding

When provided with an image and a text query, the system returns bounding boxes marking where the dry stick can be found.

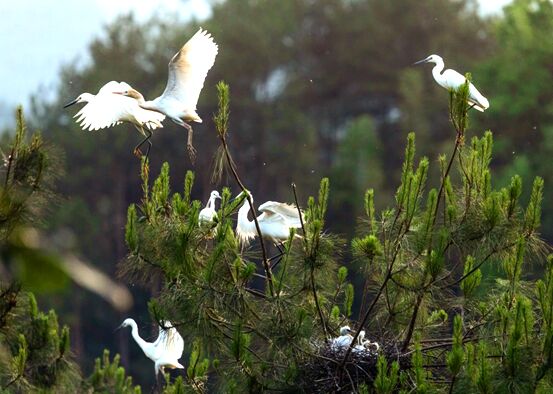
[219,136,274,297]
[292,182,328,339]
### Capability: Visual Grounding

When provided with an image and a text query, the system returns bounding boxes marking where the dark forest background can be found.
[3,0,552,388]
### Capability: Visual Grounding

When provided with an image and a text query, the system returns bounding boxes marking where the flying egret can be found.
[119,318,184,378]
[331,326,353,349]
[64,81,166,157]
[235,192,303,245]
[414,54,489,112]
[116,28,218,162]
[199,190,221,225]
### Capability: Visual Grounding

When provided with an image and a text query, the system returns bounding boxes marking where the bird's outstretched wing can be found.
[159,28,218,113]
[258,201,303,227]
[75,82,165,131]
[155,320,184,361]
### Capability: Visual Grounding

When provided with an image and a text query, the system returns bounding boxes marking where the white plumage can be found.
[199,190,221,225]
[119,318,184,377]
[331,326,353,350]
[117,28,218,161]
[65,81,165,132]
[236,192,303,245]
[415,54,489,112]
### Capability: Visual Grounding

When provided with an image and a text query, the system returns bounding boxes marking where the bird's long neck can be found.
[207,196,216,210]
[238,202,256,233]
[431,59,446,85]
[128,319,149,351]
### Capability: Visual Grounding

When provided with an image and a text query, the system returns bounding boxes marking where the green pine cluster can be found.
[113,80,553,393]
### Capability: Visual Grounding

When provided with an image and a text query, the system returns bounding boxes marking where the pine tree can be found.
[118,80,553,393]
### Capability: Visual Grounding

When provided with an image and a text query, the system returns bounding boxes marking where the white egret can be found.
[199,190,221,225]
[64,81,165,157]
[331,326,353,349]
[236,192,303,245]
[414,54,489,112]
[119,318,184,377]
[116,28,218,162]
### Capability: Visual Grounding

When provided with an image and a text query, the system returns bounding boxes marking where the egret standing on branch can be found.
[199,190,221,225]
[116,28,218,162]
[118,318,184,378]
[236,192,303,245]
[414,54,489,111]
[64,81,165,157]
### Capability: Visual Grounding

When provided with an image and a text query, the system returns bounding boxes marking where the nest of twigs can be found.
[297,340,411,393]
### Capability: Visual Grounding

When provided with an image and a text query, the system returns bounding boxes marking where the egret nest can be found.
[297,339,411,393]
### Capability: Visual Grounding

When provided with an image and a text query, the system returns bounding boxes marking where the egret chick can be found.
[414,54,489,111]
[236,192,303,245]
[64,81,165,157]
[117,28,218,162]
[119,318,184,378]
[199,190,221,225]
[331,326,353,350]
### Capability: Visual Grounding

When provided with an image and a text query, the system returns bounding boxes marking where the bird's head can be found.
[339,326,352,335]
[63,93,93,108]
[114,87,144,101]
[210,190,221,200]
[414,54,442,66]
[118,318,134,329]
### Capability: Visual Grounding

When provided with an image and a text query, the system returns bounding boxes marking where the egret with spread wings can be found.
[118,318,184,378]
[414,54,489,112]
[116,28,218,162]
[236,192,304,245]
[64,81,165,157]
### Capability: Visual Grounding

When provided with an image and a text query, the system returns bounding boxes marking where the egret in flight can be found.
[64,81,165,157]
[118,318,184,378]
[414,54,489,111]
[116,28,218,162]
[236,192,303,245]
[199,190,221,225]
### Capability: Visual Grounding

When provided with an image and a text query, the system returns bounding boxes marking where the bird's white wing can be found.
[73,94,126,131]
[159,28,218,111]
[442,69,488,111]
[74,93,164,131]
[258,201,303,227]
[155,321,184,361]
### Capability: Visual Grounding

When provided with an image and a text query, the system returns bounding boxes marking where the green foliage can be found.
[374,355,399,394]
[86,350,141,393]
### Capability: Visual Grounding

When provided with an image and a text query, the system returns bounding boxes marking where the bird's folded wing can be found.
[160,28,218,111]
[258,201,303,227]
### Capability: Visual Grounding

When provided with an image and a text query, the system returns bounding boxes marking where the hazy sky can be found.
[0,0,510,124]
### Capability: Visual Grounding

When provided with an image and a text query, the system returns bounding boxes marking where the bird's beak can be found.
[114,323,123,333]
[63,98,79,108]
[413,57,429,65]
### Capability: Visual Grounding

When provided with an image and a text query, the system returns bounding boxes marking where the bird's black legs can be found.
[183,122,196,164]
[134,128,153,159]
[269,242,286,270]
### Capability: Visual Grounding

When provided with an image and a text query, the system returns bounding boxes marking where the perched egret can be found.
[414,54,489,112]
[64,81,165,157]
[199,190,221,225]
[236,192,303,245]
[116,28,218,162]
[353,330,367,352]
[331,326,353,349]
[119,318,184,377]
